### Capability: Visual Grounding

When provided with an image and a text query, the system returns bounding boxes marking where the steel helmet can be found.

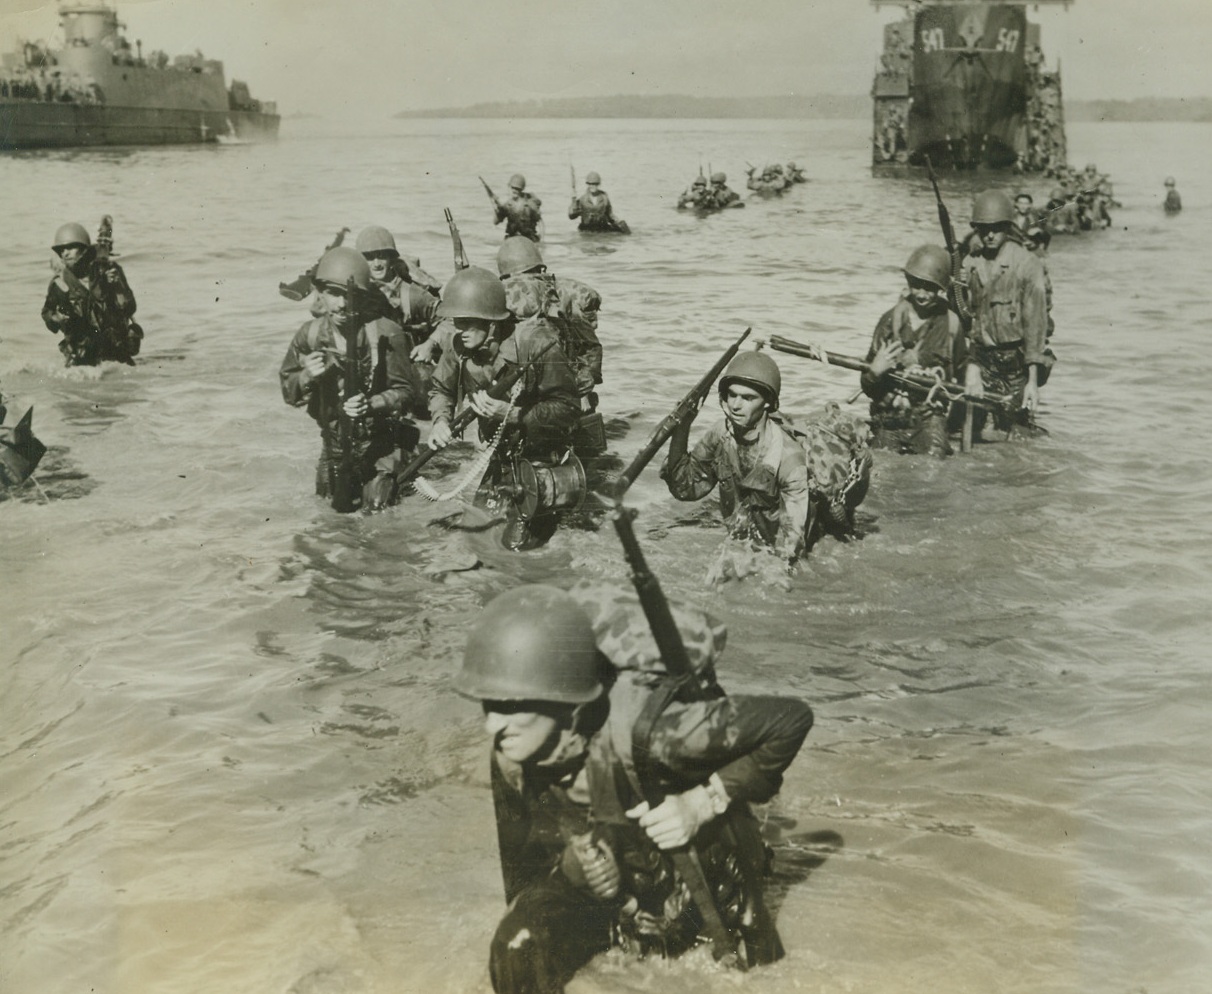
[585,171,601,185]
[53,222,91,249]
[692,176,707,188]
[456,585,603,703]
[313,246,372,290]
[496,236,545,278]
[509,173,526,191]
[437,266,510,320]
[1049,187,1066,201]
[1164,176,1176,187]
[902,245,951,289]
[718,351,781,411]
[970,190,1015,225]
[710,172,726,184]
[355,225,398,256]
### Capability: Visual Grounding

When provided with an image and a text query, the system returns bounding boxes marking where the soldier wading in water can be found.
[457,583,813,993]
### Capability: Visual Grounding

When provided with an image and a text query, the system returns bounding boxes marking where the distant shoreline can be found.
[393,94,1212,124]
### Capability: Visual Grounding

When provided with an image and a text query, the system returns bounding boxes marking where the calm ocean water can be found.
[2,117,1211,994]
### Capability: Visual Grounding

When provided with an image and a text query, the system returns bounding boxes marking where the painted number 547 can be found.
[996,29,1020,53]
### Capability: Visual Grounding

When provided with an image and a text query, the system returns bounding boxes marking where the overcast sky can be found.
[2,0,1210,121]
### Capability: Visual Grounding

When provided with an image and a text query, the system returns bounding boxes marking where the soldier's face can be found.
[1015,197,1032,214]
[58,244,85,266]
[362,250,393,281]
[483,702,563,764]
[906,276,942,309]
[454,318,491,353]
[722,384,768,431]
[972,223,1010,255]
[319,284,352,322]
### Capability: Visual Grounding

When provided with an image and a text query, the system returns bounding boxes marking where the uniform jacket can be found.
[279,315,420,437]
[568,189,616,230]
[862,300,966,412]
[662,416,811,561]
[495,193,543,241]
[427,319,580,448]
[962,240,1049,366]
[373,273,440,341]
[503,273,604,394]
[491,674,812,952]
[42,255,138,361]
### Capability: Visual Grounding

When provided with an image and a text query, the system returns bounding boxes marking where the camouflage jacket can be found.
[426,318,580,452]
[962,240,1049,366]
[279,315,420,439]
[662,416,811,561]
[503,273,603,394]
[491,582,812,954]
[42,257,137,347]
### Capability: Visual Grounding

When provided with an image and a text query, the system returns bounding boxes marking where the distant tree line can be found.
[394,94,1212,122]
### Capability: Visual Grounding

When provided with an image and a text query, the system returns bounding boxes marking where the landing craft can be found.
[0,2,279,150]
[871,0,1071,173]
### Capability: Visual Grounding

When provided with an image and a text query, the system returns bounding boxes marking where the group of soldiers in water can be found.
[23,162,1183,993]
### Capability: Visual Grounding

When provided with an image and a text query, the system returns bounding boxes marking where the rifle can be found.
[479,175,502,210]
[924,155,976,447]
[396,338,557,488]
[612,327,751,498]
[331,275,366,513]
[96,214,114,262]
[570,164,576,195]
[767,334,1013,412]
[608,502,781,968]
[444,208,470,271]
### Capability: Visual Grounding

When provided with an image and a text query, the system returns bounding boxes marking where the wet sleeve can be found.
[1018,253,1049,366]
[428,349,459,423]
[568,196,582,220]
[775,444,811,561]
[42,281,67,332]
[860,309,897,398]
[647,694,814,804]
[279,324,316,407]
[517,332,581,436]
[373,330,421,416]
[106,262,136,318]
[661,427,721,502]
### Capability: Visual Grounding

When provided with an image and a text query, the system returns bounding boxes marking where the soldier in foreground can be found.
[457,582,813,993]
[279,247,421,511]
[960,190,1052,437]
[41,220,142,366]
[676,174,711,210]
[488,173,543,242]
[861,245,965,457]
[568,171,628,233]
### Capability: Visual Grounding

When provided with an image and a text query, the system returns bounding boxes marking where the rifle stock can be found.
[612,328,751,496]
[767,334,1013,411]
[444,208,470,271]
[397,338,557,487]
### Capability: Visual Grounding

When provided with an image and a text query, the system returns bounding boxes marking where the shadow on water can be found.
[760,813,845,922]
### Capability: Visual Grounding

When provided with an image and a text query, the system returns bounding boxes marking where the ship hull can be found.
[0,101,279,149]
[872,3,1066,174]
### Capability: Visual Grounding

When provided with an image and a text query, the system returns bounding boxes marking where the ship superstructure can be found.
[0,3,279,149]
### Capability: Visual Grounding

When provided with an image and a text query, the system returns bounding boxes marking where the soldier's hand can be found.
[410,339,439,364]
[469,389,510,420]
[343,393,369,419]
[427,418,453,450]
[1022,380,1039,413]
[964,364,984,399]
[302,351,328,381]
[626,786,717,850]
[104,266,122,285]
[869,340,904,378]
